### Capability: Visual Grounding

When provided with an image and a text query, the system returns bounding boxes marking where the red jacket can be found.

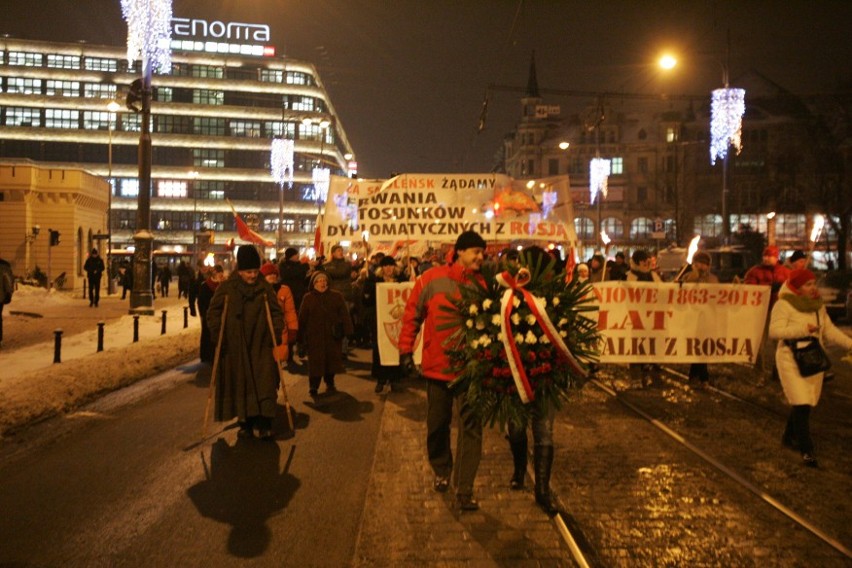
[399,262,483,382]
[744,263,789,307]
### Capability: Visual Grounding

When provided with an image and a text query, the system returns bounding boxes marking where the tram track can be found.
[546,364,852,566]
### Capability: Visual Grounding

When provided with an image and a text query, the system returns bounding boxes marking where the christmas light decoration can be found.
[310,167,331,203]
[709,88,745,165]
[589,157,611,203]
[120,0,173,73]
[270,138,294,186]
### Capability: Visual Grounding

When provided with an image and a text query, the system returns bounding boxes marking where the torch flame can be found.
[600,229,611,245]
[203,252,215,267]
[686,235,701,263]
[810,215,824,243]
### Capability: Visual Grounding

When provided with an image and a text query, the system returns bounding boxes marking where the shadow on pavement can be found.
[303,391,375,422]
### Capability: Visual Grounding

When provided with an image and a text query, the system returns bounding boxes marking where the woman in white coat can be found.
[769,268,852,467]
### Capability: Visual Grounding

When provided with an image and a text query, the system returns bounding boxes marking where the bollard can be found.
[183,306,189,329]
[97,321,105,352]
[53,329,63,364]
[161,310,167,335]
[133,315,140,343]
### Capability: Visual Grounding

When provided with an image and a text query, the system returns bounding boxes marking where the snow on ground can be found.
[0,286,201,437]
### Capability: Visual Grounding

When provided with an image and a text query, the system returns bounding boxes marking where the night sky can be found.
[2,0,850,179]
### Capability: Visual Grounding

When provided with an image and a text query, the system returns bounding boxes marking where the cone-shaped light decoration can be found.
[589,157,611,203]
[120,0,172,73]
[710,88,745,165]
[311,167,331,203]
[270,138,295,187]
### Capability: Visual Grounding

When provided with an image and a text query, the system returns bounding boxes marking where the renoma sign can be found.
[172,17,271,43]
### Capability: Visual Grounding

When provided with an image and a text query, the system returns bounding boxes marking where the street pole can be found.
[130,59,154,315]
[106,102,120,295]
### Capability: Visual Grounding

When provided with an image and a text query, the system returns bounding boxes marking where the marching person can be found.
[262,262,299,368]
[627,249,663,387]
[83,248,105,307]
[207,246,284,441]
[769,268,852,468]
[298,271,353,397]
[682,251,719,386]
[197,265,224,364]
[398,230,486,511]
[362,255,404,394]
[745,245,790,383]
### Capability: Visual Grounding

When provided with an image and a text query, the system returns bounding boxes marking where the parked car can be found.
[816,271,852,323]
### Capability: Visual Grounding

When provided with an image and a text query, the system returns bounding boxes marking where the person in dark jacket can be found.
[681,251,719,386]
[207,246,284,440]
[159,263,172,297]
[362,256,404,393]
[197,265,224,364]
[298,271,353,397]
[83,248,105,307]
[278,247,308,310]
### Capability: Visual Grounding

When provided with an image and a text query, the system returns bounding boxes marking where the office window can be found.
[611,157,623,175]
[8,51,43,67]
[193,89,224,105]
[601,217,624,238]
[157,180,188,198]
[192,65,223,79]
[45,109,79,129]
[776,214,807,239]
[285,71,312,86]
[666,127,677,143]
[193,148,224,168]
[84,83,117,99]
[265,121,297,139]
[5,107,42,127]
[46,80,80,97]
[84,57,118,72]
[47,54,81,69]
[121,113,141,132]
[260,69,283,83]
[694,214,722,237]
[284,95,316,111]
[300,218,315,233]
[120,179,139,198]
[83,111,112,130]
[630,217,653,239]
[230,120,262,137]
[548,158,559,176]
[637,157,648,173]
[193,117,225,136]
[155,86,173,102]
[5,77,42,94]
[573,217,595,240]
[196,180,225,200]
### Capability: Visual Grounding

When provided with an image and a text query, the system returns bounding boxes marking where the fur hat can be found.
[260,262,278,277]
[236,245,262,271]
[454,230,486,251]
[762,245,779,258]
[692,251,711,265]
[788,268,816,291]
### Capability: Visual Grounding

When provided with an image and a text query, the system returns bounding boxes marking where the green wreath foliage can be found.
[439,250,600,432]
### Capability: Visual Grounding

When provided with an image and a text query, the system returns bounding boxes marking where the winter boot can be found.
[533,445,560,516]
[508,433,528,490]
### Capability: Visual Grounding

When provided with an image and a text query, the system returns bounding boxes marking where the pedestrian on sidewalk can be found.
[207,245,284,441]
[197,265,224,364]
[681,251,719,386]
[84,248,105,307]
[769,268,852,468]
[398,230,487,511]
[297,271,353,397]
[0,251,13,348]
[158,263,172,297]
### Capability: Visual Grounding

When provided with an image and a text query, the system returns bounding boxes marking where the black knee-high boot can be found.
[508,432,528,490]
[533,445,559,515]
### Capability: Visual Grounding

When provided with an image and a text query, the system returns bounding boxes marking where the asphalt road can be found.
[0,358,383,567]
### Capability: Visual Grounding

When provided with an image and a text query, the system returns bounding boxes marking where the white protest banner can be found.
[592,282,771,364]
[323,173,577,245]
[376,282,423,365]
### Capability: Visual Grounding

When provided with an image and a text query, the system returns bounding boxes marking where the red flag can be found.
[313,220,324,257]
[233,212,274,247]
[564,247,576,284]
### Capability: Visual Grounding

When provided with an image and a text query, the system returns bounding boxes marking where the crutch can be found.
[202,295,228,438]
[264,294,295,432]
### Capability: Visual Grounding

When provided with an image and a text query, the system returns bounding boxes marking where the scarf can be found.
[780,294,823,313]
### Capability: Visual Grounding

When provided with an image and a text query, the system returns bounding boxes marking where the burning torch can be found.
[674,235,702,282]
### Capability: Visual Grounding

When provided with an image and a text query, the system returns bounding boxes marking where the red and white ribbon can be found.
[495,268,588,404]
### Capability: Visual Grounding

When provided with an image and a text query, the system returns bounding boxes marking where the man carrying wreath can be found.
[399,230,487,511]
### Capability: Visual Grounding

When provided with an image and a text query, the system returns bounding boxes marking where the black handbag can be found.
[785,312,831,377]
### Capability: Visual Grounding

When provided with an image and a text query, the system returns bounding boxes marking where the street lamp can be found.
[106,100,121,295]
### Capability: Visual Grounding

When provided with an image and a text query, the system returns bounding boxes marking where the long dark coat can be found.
[298,288,353,377]
[207,274,284,422]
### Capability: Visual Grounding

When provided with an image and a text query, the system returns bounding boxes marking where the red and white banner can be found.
[376,282,423,366]
[322,173,577,245]
[592,282,771,364]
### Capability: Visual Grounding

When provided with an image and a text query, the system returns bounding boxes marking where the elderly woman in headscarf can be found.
[298,271,354,397]
[769,268,852,468]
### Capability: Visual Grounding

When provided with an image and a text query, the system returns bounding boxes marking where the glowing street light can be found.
[658,54,677,70]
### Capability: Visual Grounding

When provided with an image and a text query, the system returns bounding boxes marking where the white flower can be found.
[466,319,474,328]
[558,318,568,327]
[514,333,524,344]
[525,314,537,325]
[512,297,521,308]
[471,338,479,348]
[559,330,568,337]
[524,331,538,344]
[469,304,479,315]
[540,334,551,344]
[479,335,492,347]
[497,333,505,341]
[491,314,502,326]
[552,297,560,306]
[510,313,521,325]
[482,299,493,310]
[475,319,486,330]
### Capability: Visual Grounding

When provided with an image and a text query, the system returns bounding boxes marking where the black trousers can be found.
[426,379,482,497]
[88,276,101,305]
[784,405,813,454]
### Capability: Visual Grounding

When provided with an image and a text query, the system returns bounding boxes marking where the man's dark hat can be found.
[379,256,397,267]
[236,245,262,270]
[284,247,299,260]
[789,250,806,263]
[454,230,486,251]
